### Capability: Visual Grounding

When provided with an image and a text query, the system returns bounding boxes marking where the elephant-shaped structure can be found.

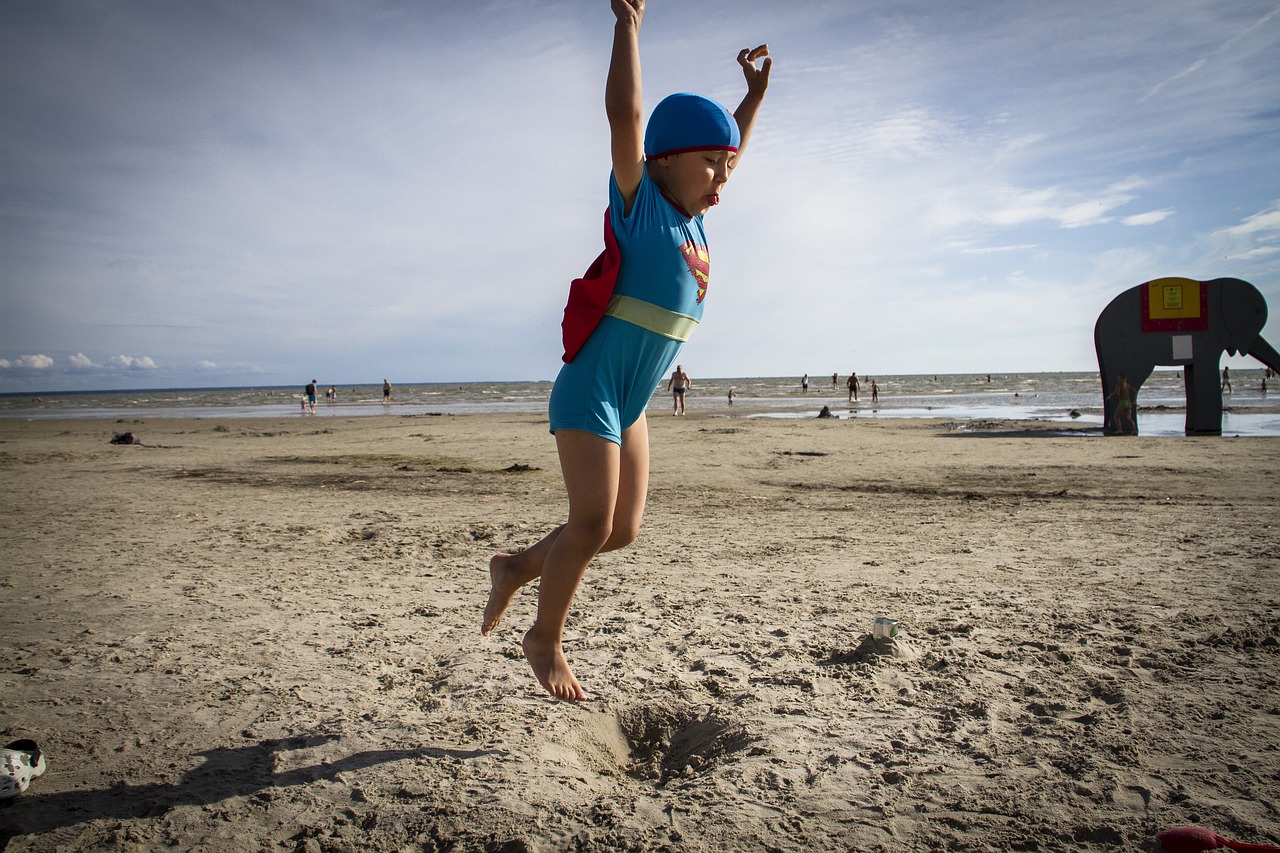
[1094,277,1280,435]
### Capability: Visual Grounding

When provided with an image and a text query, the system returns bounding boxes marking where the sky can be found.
[2,0,1279,392]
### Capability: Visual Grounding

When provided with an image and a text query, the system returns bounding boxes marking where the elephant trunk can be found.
[1249,335,1280,374]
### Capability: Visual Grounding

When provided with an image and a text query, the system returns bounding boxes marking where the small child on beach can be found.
[1107,372,1136,434]
[482,0,771,701]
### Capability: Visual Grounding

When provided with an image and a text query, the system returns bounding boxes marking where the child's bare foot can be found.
[522,630,588,702]
[482,554,524,636]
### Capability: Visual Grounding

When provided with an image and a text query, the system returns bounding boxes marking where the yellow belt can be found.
[604,294,699,342]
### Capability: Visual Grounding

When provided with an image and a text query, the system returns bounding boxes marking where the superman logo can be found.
[680,241,710,303]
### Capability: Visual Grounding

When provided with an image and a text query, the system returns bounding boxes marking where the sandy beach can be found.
[1,410,1278,851]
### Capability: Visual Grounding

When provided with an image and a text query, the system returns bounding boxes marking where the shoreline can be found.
[2,413,1278,850]
[6,401,1280,439]
[6,370,1278,428]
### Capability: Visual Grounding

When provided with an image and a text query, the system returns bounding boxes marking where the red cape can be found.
[561,211,621,363]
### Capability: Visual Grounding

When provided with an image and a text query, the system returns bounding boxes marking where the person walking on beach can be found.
[382,378,392,404]
[482,0,771,702]
[668,364,691,415]
[1107,372,1136,434]
[870,379,879,404]
[801,374,808,392]
[847,371,859,402]
[305,380,318,414]
[1221,366,1232,394]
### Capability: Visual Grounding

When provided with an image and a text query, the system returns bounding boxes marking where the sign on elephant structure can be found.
[1094,277,1280,436]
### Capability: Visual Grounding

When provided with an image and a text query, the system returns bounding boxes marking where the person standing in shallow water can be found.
[668,364,691,415]
[482,0,771,702]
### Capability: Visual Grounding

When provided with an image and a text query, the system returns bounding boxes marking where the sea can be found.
[4,371,1280,437]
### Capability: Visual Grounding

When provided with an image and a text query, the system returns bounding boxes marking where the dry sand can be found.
[1,411,1278,852]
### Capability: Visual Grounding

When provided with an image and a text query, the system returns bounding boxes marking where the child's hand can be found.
[611,0,644,27]
[738,44,772,95]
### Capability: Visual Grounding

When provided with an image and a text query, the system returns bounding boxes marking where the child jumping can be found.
[482,0,771,702]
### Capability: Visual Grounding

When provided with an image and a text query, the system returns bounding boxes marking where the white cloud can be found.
[197,360,217,370]
[1122,210,1175,226]
[111,355,158,370]
[1205,203,1280,264]
[1144,59,1208,101]
[0,354,55,369]
[1230,246,1280,261]
[858,107,959,160]
[984,183,1140,229]
[956,243,1040,255]
[1222,204,1280,237]
[68,352,99,368]
[1143,5,1280,101]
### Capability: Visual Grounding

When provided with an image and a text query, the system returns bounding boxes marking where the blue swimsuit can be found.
[549,170,710,444]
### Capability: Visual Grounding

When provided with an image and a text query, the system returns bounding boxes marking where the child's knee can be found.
[604,521,639,552]
[568,514,614,550]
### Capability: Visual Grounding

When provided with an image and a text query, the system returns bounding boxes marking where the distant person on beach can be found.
[482,0,771,703]
[1221,366,1232,393]
[327,386,336,403]
[1107,372,1136,434]
[382,379,392,403]
[801,374,808,392]
[847,371,859,402]
[305,380,317,414]
[728,388,735,406]
[870,379,879,403]
[831,372,838,387]
[667,364,691,415]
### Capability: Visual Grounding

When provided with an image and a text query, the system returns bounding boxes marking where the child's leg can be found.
[522,428,619,701]
[482,525,563,635]
[482,416,649,637]
[496,417,650,701]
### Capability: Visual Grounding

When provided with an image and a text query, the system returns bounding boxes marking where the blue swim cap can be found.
[644,93,740,160]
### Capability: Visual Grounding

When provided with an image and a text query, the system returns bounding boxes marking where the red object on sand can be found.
[1156,827,1280,853]
[561,212,622,364]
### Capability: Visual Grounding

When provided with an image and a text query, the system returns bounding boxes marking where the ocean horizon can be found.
[4,370,1279,437]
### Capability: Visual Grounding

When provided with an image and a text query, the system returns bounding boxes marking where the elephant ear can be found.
[1212,277,1266,351]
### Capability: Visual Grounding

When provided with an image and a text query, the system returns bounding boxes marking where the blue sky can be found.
[2,0,1278,392]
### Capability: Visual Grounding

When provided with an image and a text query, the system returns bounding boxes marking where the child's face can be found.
[652,150,735,216]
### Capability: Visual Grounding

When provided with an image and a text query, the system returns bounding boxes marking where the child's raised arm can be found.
[606,0,646,211]
[731,44,772,171]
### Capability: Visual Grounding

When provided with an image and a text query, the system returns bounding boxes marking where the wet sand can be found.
[1,412,1278,851]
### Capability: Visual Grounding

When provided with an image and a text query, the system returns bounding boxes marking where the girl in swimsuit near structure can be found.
[1108,372,1136,434]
